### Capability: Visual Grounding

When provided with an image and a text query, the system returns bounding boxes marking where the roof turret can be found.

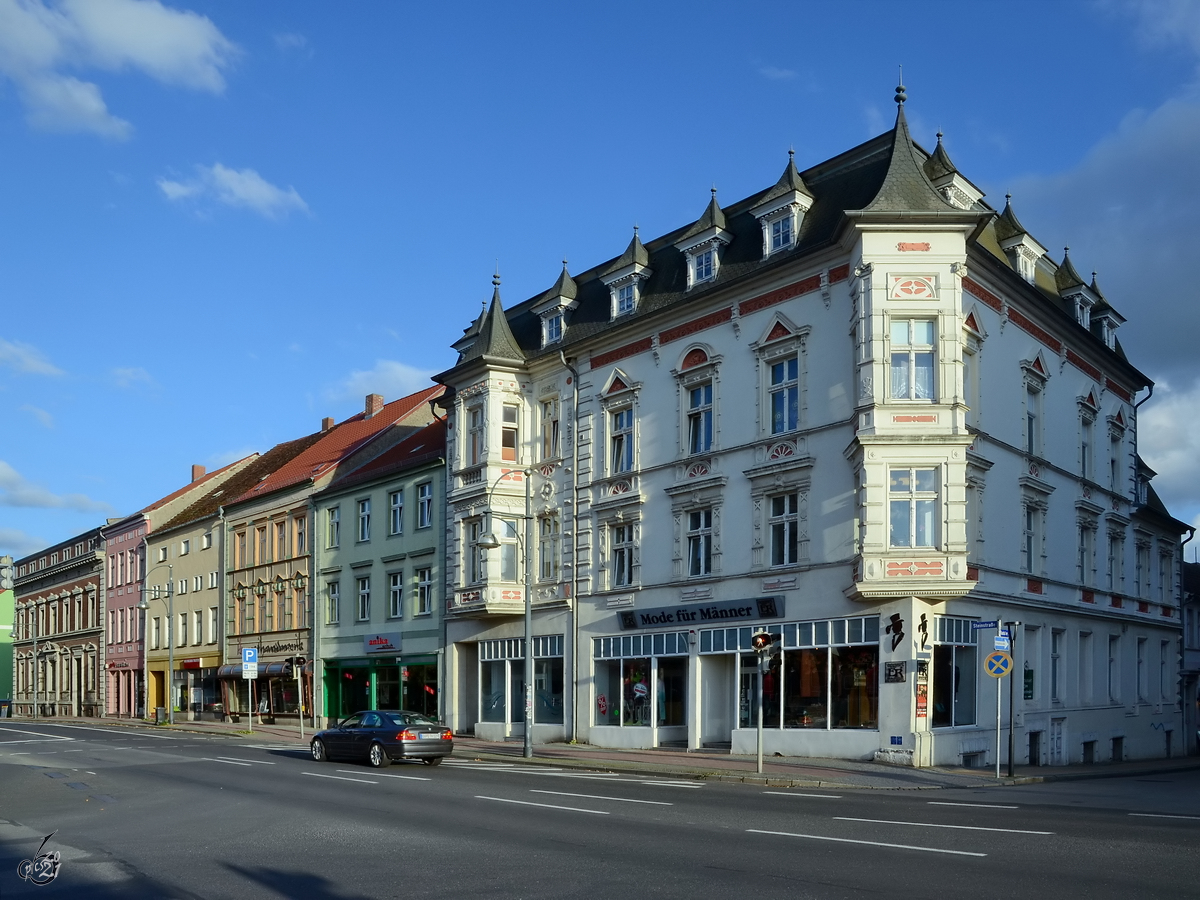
[992,194,1031,243]
[678,188,727,242]
[921,131,958,182]
[861,84,958,214]
[1054,247,1088,292]
[457,273,526,365]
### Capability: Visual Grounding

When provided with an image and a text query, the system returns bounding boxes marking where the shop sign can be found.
[108,660,130,669]
[364,632,401,653]
[618,596,784,630]
[181,658,202,669]
[257,637,303,655]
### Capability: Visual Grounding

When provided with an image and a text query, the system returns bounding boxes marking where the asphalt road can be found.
[0,721,1196,899]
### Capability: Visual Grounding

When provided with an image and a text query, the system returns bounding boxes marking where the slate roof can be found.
[456,279,526,366]
[921,132,958,182]
[992,195,1030,243]
[319,418,447,496]
[756,152,814,207]
[678,189,727,242]
[860,101,960,214]
[1054,248,1088,292]
[227,385,444,508]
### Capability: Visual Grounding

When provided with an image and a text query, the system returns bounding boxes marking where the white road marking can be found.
[530,789,672,806]
[61,750,83,753]
[302,772,378,784]
[928,801,1019,809]
[200,757,252,767]
[476,795,609,815]
[764,791,843,799]
[336,769,430,781]
[9,752,31,755]
[216,757,275,765]
[835,816,1053,835]
[0,738,74,745]
[22,723,177,740]
[0,727,75,742]
[747,829,987,857]
[1129,813,1200,821]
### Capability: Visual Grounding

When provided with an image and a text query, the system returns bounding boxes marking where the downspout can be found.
[560,350,582,744]
[308,496,320,729]
[1133,384,1154,503]
[217,506,226,721]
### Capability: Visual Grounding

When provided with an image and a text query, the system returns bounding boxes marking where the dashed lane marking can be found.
[764,791,843,799]
[200,758,252,767]
[302,772,378,784]
[475,795,609,815]
[834,816,1052,835]
[747,829,987,857]
[336,769,430,782]
[1129,813,1200,821]
[928,801,1019,809]
[530,789,672,806]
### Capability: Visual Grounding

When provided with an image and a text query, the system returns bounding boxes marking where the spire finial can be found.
[633,223,639,237]
[788,146,795,162]
[492,263,501,289]
[562,258,569,269]
[711,185,717,198]
[936,130,943,142]
[1006,192,1012,202]
[895,65,906,105]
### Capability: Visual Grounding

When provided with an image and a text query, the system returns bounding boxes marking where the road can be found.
[0,721,1196,899]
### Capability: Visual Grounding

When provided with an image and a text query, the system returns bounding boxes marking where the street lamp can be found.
[476,467,534,759]
[137,564,173,725]
[10,602,39,720]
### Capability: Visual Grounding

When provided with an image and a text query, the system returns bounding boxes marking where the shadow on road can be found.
[223,862,378,900]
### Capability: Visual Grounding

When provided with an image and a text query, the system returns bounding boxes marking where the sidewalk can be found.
[16,714,1200,790]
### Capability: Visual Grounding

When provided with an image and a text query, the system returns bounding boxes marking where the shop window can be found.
[480,636,564,725]
[593,631,690,727]
[932,616,978,727]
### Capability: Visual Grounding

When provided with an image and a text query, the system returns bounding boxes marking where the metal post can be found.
[1008,623,1020,777]
[995,619,1003,780]
[756,654,765,774]
[167,565,174,726]
[523,467,534,760]
[33,606,39,720]
[296,660,304,742]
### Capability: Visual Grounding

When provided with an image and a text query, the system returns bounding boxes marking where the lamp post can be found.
[10,602,38,720]
[477,467,534,759]
[137,564,173,725]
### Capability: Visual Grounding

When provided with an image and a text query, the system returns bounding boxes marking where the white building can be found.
[435,87,1190,766]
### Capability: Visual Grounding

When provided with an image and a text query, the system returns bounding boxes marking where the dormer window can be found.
[617,283,635,315]
[545,313,563,343]
[1075,296,1093,330]
[694,250,714,283]
[770,214,793,252]
[676,189,732,291]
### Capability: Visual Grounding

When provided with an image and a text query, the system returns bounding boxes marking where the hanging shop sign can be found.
[617,596,784,630]
[363,632,402,654]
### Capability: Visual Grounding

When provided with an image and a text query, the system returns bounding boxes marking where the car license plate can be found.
[420,732,441,740]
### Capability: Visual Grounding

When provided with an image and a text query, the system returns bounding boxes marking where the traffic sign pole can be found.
[996,620,1002,779]
[1008,623,1021,777]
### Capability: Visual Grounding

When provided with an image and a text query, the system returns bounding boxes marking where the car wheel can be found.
[311,739,328,763]
[422,756,443,766]
[368,742,391,768]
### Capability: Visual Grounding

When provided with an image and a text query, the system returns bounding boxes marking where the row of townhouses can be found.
[9,92,1200,766]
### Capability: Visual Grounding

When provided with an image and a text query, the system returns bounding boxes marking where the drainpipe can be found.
[559,350,582,744]
[217,506,227,722]
[1133,384,1154,504]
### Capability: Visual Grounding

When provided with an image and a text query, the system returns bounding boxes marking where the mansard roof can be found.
[993,195,1031,243]
[457,279,526,366]
[1054,248,1088,293]
[677,189,728,242]
[921,132,958,182]
[859,98,961,214]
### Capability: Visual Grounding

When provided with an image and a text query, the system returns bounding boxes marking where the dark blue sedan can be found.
[311,710,454,767]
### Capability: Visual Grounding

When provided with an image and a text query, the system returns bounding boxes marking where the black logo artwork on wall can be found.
[884,661,907,683]
[618,611,637,630]
[917,613,929,650]
[885,613,905,651]
[756,597,780,618]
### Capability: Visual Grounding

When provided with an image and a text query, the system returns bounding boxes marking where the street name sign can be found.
[972,620,998,630]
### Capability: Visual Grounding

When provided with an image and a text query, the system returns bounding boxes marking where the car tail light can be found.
[441,729,452,740]
[397,730,417,741]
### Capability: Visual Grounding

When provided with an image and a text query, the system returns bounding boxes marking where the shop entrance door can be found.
[699,655,734,747]
[1049,717,1066,765]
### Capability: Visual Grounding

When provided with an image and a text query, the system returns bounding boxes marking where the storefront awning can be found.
[217,662,306,679]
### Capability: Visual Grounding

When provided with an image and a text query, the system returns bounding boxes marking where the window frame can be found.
[888,467,939,550]
[687,507,713,577]
[389,572,403,619]
[889,318,937,402]
[417,482,433,529]
[389,490,404,535]
[356,576,371,622]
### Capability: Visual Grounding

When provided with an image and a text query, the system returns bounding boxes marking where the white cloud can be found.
[1099,0,1200,57]
[0,0,238,139]
[0,338,63,375]
[325,360,438,407]
[111,365,154,388]
[157,163,310,219]
[19,405,53,428]
[1137,378,1200,513]
[758,65,796,81]
[0,527,50,558]
[0,460,112,512]
[274,32,308,52]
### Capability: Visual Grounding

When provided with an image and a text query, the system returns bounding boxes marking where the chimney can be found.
[191,464,206,482]
[321,417,335,432]
[365,393,384,418]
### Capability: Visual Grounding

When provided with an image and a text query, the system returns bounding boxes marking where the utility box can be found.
[155,706,167,725]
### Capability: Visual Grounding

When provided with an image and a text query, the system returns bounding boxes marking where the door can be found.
[326,713,362,757]
[1049,717,1066,766]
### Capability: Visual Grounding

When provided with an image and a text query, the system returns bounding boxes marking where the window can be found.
[889,468,937,548]
[1160,639,1172,703]
[327,508,340,548]
[1136,543,1150,598]
[1022,501,1044,574]
[177,579,187,596]
[617,283,635,316]
[962,345,979,428]
[546,313,563,343]
[295,516,306,555]
[1136,637,1147,702]
[1079,631,1094,703]
[325,581,340,625]
[193,575,202,592]
[276,521,288,558]
[150,616,160,650]
[1158,553,1171,603]
[180,539,190,556]
[539,515,560,581]
[1081,416,1093,481]
[694,249,714,283]
[541,399,560,460]
[178,612,187,647]
[889,319,935,400]
[770,214,792,251]
[208,571,218,589]
[466,520,484,585]
[389,572,403,619]
[201,531,212,550]
[1051,629,1063,702]
[257,527,268,564]
[356,576,371,621]
[208,607,218,644]
[769,357,798,434]
[159,546,168,563]
[611,408,633,474]
[108,610,115,644]
[389,491,404,535]
[498,519,518,582]
[358,499,371,542]
[769,494,800,566]
[687,508,713,576]
[469,407,485,465]
[1107,533,1123,592]
[1108,635,1120,702]
[416,568,433,616]
[1079,524,1095,586]
[1025,384,1043,455]
[192,611,202,645]
[612,523,634,587]
[1110,434,1121,491]
[235,532,246,567]
[417,482,433,528]
[501,405,519,462]
[688,383,713,452]
[932,618,978,727]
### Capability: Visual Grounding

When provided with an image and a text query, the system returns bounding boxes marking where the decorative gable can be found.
[750,150,814,259]
[992,195,1047,284]
[601,228,652,319]
[531,261,579,347]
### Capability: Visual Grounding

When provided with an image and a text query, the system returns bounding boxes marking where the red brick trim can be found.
[1066,349,1101,382]
[1007,307,1063,353]
[1026,579,1043,594]
[1105,378,1132,402]
[591,337,653,368]
[659,307,732,345]
[1082,590,1095,604]
[962,277,1003,313]
[738,275,821,316]
[829,264,850,283]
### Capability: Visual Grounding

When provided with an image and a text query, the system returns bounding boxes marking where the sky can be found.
[2,0,1200,559]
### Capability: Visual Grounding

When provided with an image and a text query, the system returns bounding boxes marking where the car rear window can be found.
[384,712,439,727]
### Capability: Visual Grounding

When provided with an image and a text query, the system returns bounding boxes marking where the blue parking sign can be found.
[242,648,258,664]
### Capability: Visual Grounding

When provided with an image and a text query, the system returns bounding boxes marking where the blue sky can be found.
[2,0,1200,557]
